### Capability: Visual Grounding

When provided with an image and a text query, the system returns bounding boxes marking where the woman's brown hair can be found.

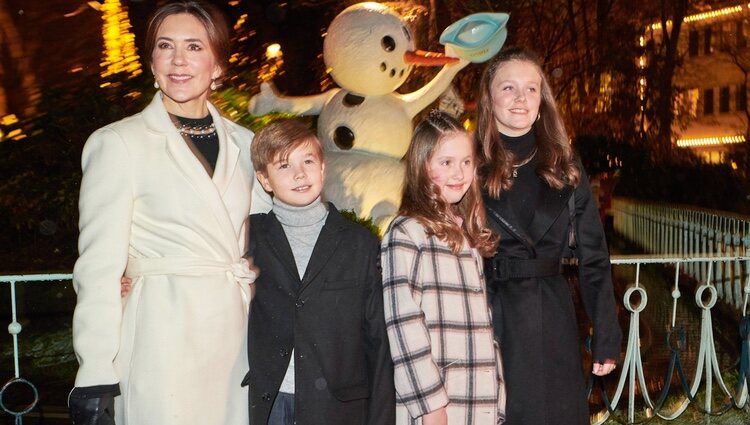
[476,47,580,199]
[144,1,231,73]
[399,111,498,257]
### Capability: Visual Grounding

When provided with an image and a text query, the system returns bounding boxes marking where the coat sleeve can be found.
[573,165,622,362]
[72,128,133,387]
[363,238,396,425]
[381,222,449,418]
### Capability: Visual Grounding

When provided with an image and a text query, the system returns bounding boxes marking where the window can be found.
[704,27,713,55]
[704,88,714,115]
[737,84,747,111]
[717,24,727,51]
[689,30,699,56]
[686,89,700,118]
[739,20,748,48]
[720,86,730,112]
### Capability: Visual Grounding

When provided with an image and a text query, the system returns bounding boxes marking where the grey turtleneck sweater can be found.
[273,196,329,279]
[272,196,329,394]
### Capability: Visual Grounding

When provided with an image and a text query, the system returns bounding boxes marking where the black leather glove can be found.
[69,385,119,425]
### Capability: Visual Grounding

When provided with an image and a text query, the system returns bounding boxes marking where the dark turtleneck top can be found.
[501,128,540,230]
[174,114,219,172]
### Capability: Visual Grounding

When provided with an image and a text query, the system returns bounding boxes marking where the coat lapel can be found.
[142,94,240,259]
[527,183,574,245]
[262,213,303,288]
[484,192,536,254]
[299,205,344,295]
[209,102,240,196]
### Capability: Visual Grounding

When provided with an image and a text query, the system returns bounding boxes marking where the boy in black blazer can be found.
[243,119,395,425]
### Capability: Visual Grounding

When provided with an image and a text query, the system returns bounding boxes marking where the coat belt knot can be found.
[230,258,257,286]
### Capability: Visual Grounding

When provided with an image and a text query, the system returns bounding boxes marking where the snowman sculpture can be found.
[250,2,508,228]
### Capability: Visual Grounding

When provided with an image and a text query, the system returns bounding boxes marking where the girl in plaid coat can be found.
[382,111,506,425]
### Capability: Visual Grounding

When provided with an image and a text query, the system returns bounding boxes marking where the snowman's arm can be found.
[249,82,339,116]
[401,60,470,118]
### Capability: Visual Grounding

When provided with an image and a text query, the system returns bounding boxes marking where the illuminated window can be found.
[687,88,700,117]
[704,27,713,55]
[740,19,750,48]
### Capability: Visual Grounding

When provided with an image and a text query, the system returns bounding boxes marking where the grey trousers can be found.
[267,392,295,425]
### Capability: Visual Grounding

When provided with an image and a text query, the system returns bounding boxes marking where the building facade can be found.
[642,2,750,166]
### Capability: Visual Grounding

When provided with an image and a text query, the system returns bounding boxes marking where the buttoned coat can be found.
[244,205,396,425]
[382,216,504,425]
[72,94,272,425]
[483,164,621,425]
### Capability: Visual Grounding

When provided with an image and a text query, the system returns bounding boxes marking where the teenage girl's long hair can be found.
[476,47,580,199]
[399,111,498,257]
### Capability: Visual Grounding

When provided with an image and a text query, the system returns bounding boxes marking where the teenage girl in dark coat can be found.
[476,47,622,425]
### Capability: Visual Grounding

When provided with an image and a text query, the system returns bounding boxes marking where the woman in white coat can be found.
[68,2,271,424]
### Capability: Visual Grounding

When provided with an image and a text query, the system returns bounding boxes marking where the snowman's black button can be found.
[343,93,365,107]
[334,126,355,150]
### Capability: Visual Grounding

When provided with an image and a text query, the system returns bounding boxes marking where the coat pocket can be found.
[323,278,359,291]
[330,383,369,401]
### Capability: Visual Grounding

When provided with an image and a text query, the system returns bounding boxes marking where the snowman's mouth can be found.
[379,61,407,78]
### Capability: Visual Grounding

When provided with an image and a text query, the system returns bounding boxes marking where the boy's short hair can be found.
[251,119,323,172]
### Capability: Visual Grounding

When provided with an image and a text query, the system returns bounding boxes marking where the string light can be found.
[649,4,746,30]
[676,135,746,147]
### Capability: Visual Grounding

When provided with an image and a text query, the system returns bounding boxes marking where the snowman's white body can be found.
[250,2,468,227]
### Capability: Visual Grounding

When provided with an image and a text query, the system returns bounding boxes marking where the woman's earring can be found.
[154,80,159,89]
[210,79,218,91]
[536,113,541,122]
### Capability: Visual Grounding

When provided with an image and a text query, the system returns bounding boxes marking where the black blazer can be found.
[244,204,395,425]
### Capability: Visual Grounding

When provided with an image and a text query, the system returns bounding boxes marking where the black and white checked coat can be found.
[382,216,505,425]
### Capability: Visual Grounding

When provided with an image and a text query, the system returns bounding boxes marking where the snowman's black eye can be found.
[402,26,411,41]
[381,36,396,52]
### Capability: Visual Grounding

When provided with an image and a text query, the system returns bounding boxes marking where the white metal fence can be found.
[612,197,750,311]
[2,197,750,424]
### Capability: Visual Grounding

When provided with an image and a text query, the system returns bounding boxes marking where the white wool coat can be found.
[72,94,271,425]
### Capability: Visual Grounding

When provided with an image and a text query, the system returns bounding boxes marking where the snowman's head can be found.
[323,2,415,96]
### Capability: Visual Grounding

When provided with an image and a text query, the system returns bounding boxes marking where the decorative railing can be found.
[1,273,71,425]
[592,256,749,424]
[612,197,750,310]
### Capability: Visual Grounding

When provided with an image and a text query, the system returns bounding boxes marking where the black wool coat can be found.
[483,165,622,425]
[243,204,396,425]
